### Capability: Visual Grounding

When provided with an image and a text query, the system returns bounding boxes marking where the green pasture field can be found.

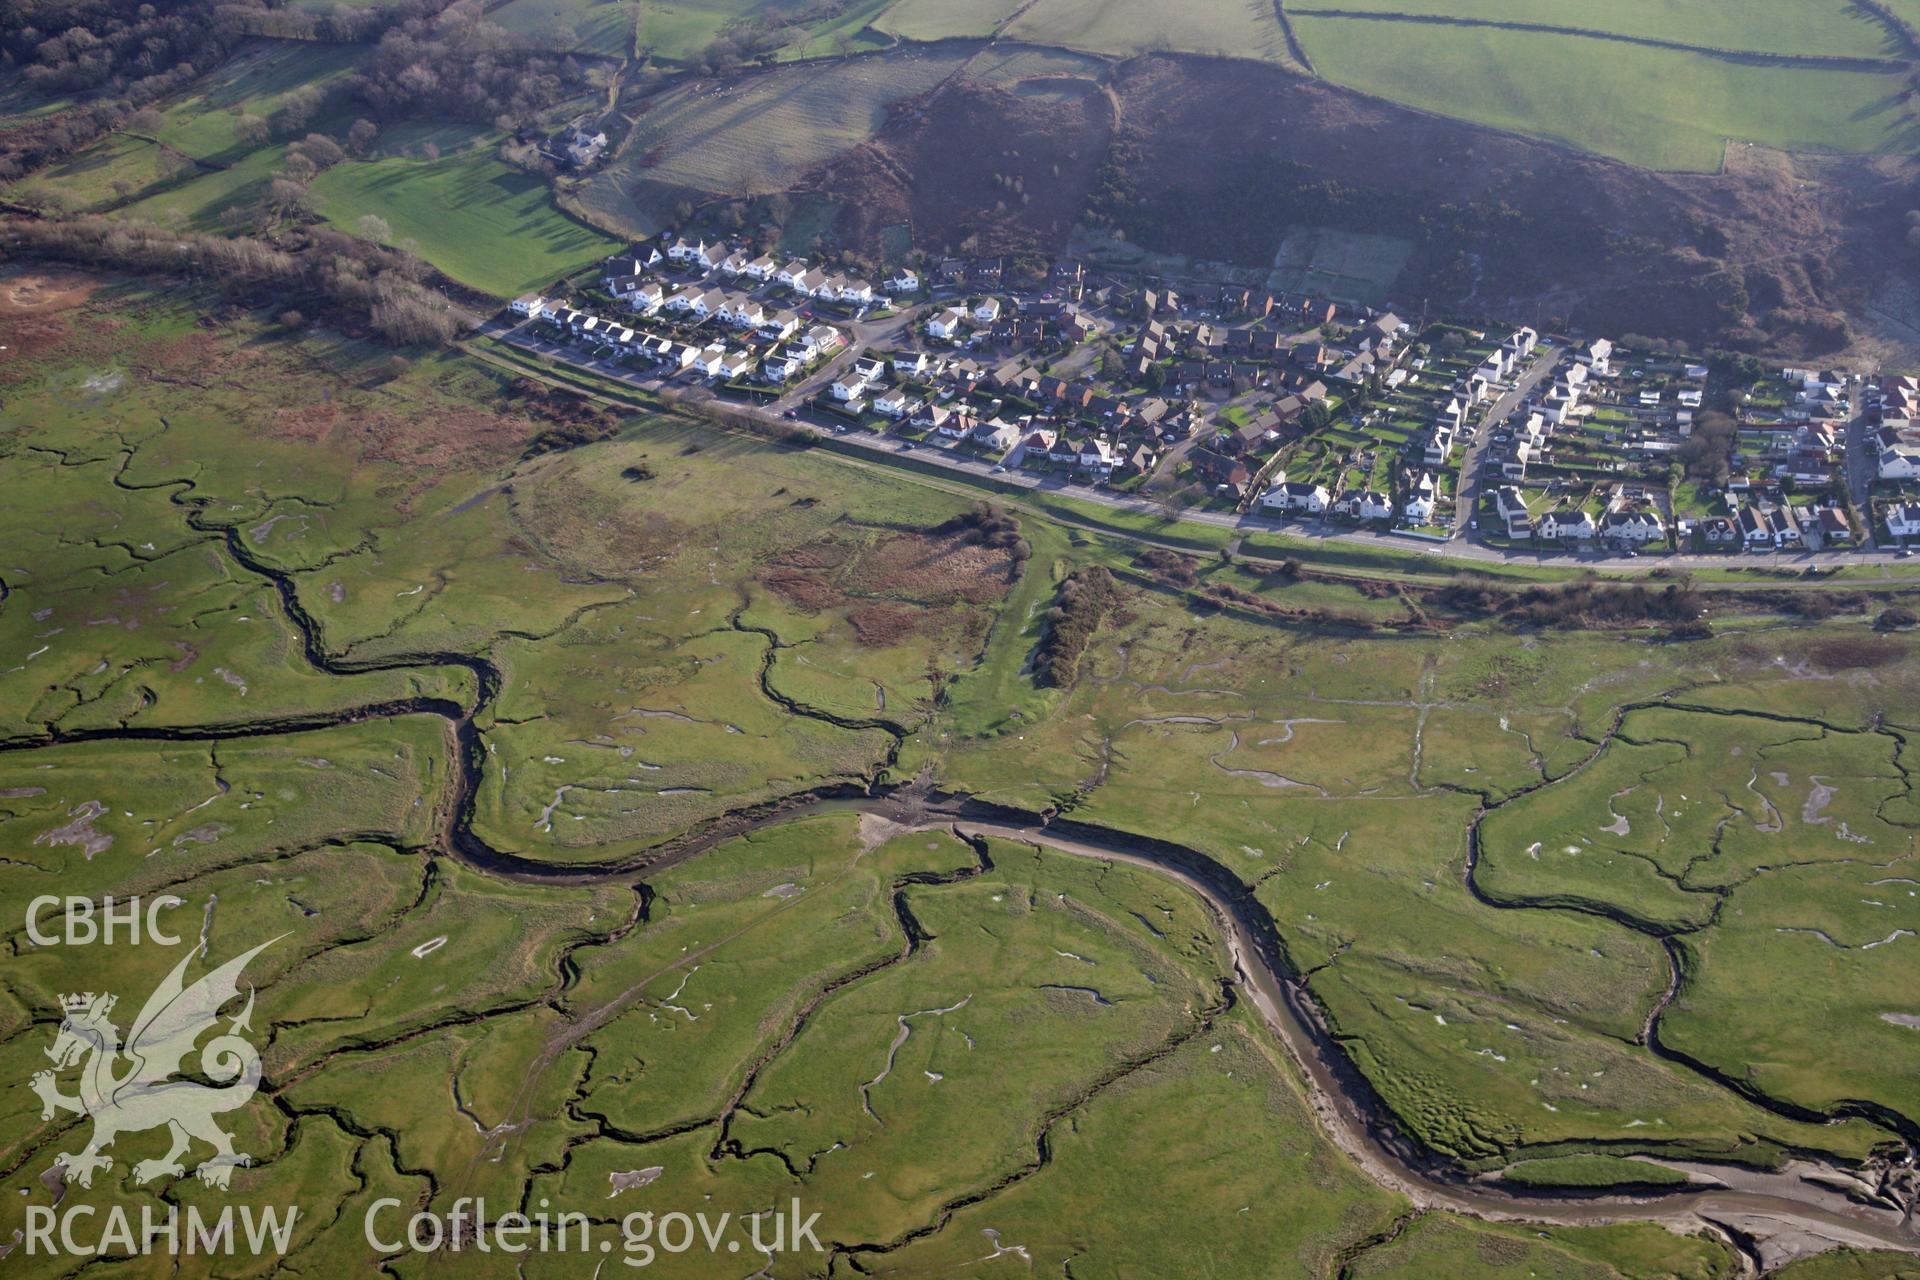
[1005,0,1299,65]
[0,81,78,126]
[873,0,1026,40]
[778,0,896,59]
[118,143,290,230]
[639,0,889,63]
[310,146,623,297]
[490,0,636,57]
[13,135,179,212]
[145,40,363,163]
[1292,0,1897,58]
[1292,14,1920,170]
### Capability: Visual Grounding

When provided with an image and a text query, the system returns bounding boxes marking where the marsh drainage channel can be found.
[425,754,1920,1269]
[25,460,1916,1269]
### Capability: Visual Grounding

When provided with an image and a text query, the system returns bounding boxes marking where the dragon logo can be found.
[30,939,278,1191]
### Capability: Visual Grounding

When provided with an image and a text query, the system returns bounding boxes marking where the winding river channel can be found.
[8,459,1917,1274]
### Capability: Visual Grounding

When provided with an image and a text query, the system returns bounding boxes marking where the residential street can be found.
[1451,347,1564,539]
[481,315,1918,574]
[1845,402,1879,551]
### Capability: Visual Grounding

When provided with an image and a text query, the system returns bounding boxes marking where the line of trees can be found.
[1,215,465,346]
[0,0,492,181]
[348,6,592,128]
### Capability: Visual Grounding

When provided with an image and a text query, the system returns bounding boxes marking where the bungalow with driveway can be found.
[1887,500,1920,541]
[510,294,547,319]
[972,297,1002,324]
[874,388,916,418]
[667,237,725,268]
[1336,489,1393,521]
[1601,509,1665,545]
[1079,437,1117,473]
[758,311,801,342]
[721,297,766,329]
[1019,428,1058,460]
[973,419,1019,452]
[1699,516,1739,547]
[614,279,665,313]
[1261,480,1330,514]
[928,308,969,341]
[889,269,920,293]
[1878,435,1920,480]
[1537,509,1597,542]
[1190,448,1253,497]
[1738,505,1773,549]
[1402,472,1438,523]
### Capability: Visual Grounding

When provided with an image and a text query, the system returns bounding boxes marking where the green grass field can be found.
[1293,14,1920,170]
[309,146,622,297]
[118,143,289,229]
[636,0,891,62]
[873,0,1025,40]
[1289,0,1898,58]
[489,0,635,57]
[145,40,363,163]
[1006,0,1299,63]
